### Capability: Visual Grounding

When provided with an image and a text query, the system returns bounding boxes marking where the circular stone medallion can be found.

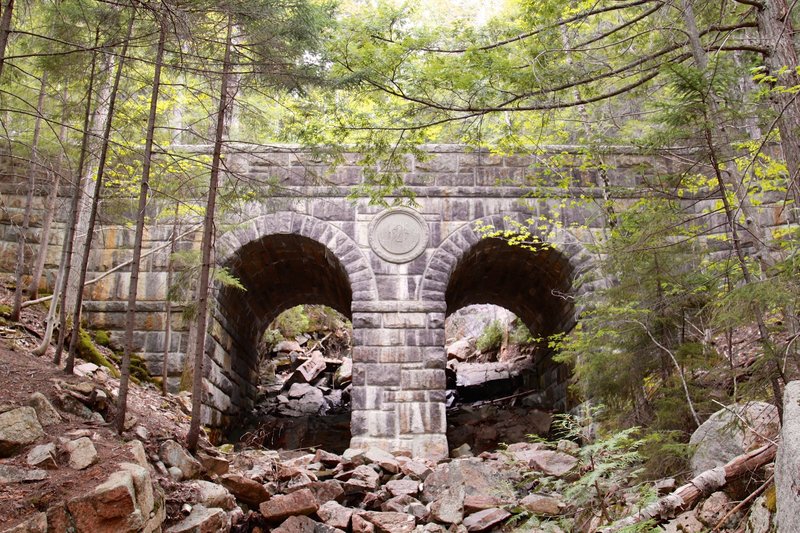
[369,207,429,263]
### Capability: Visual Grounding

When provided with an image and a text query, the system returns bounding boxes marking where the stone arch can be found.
[418,213,598,410]
[202,212,377,428]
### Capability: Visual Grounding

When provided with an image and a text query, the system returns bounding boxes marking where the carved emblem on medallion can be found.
[369,207,429,263]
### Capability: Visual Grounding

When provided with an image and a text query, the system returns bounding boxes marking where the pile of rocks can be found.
[257,343,352,419]
[159,440,583,533]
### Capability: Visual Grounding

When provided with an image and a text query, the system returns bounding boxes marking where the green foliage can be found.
[509,318,535,346]
[273,305,311,339]
[515,412,661,530]
[477,319,504,352]
[0,304,11,318]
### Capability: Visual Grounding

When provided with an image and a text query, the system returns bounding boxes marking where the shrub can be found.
[477,320,504,352]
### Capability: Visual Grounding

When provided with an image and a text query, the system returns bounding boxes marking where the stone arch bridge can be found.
[0,145,753,458]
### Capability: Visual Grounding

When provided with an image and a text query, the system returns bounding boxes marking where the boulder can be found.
[1,512,47,533]
[352,514,375,533]
[517,449,578,477]
[364,447,400,473]
[0,406,44,457]
[159,440,203,480]
[661,510,704,533]
[690,401,779,475]
[118,462,163,533]
[345,465,380,492]
[357,512,416,533]
[126,440,148,468]
[303,480,345,505]
[519,493,563,516]
[385,479,420,497]
[26,393,61,426]
[64,437,97,470]
[314,449,342,466]
[381,495,428,521]
[219,473,270,506]
[260,488,319,522]
[776,381,800,533]
[446,339,473,361]
[317,500,354,529]
[196,451,229,476]
[462,508,511,532]
[288,383,317,399]
[166,505,228,533]
[421,458,516,504]
[430,486,464,524]
[696,491,737,528]
[271,515,328,533]
[0,464,47,483]
[745,494,773,533]
[463,495,512,514]
[334,358,352,388]
[400,460,432,481]
[67,468,152,532]
[189,480,236,510]
[26,443,57,469]
[293,351,327,383]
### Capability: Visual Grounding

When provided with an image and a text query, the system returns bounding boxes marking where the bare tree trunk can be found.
[29,87,68,300]
[163,210,178,395]
[53,30,100,366]
[187,16,233,454]
[65,15,135,374]
[117,16,167,433]
[10,73,46,321]
[0,0,14,77]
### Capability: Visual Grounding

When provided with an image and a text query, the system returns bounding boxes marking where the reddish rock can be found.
[462,508,511,532]
[381,495,428,521]
[303,480,345,505]
[385,479,419,497]
[271,515,318,533]
[166,505,228,533]
[358,511,416,533]
[524,450,578,477]
[429,486,464,524]
[463,495,511,513]
[351,514,375,533]
[399,460,432,481]
[196,452,229,476]
[317,500,354,529]
[219,474,270,507]
[364,448,400,473]
[259,488,319,522]
[519,493,563,515]
[66,471,141,532]
[314,449,343,466]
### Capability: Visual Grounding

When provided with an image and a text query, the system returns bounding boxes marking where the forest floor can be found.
[0,286,198,528]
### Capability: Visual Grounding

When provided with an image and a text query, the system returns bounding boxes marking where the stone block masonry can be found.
[1,145,779,459]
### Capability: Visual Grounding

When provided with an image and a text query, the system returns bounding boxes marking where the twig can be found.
[22,223,202,309]
[712,475,773,531]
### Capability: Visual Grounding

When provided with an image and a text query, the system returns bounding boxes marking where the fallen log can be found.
[602,443,776,532]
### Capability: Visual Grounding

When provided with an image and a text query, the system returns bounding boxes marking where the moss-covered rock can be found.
[76,329,120,378]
